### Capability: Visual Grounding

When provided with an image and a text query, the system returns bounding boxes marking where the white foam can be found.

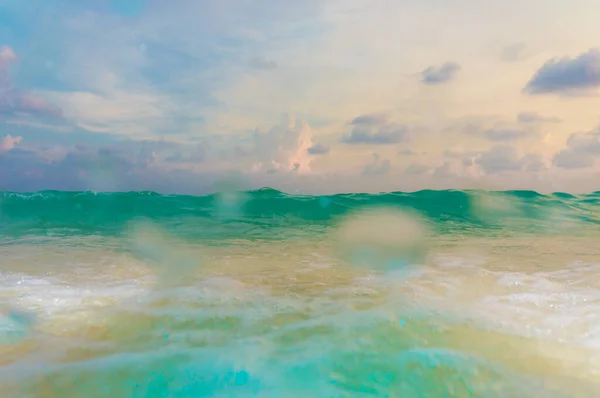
[0,272,149,319]
[390,253,600,379]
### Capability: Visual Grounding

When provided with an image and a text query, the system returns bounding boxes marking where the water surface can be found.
[1,189,599,397]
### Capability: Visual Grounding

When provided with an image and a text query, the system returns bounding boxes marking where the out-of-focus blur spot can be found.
[0,309,34,345]
[470,192,524,224]
[319,196,332,208]
[333,207,430,272]
[127,220,202,287]
[212,174,249,220]
[469,191,587,234]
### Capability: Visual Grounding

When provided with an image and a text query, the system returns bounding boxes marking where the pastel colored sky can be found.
[2,0,600,194]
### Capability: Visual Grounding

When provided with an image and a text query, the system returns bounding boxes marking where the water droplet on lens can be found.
[333,207,430,272]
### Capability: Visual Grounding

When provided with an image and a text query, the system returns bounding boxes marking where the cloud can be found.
[23,0,327,139]
[458,121,534,142]
[164,143,206,163]
[0,45,63,120]
[552,127,600,169]
[420,62,461,85]
[4,2,600,194]
[443,147,480,169]
[405,163,430,175]
[249,56,278,70]
[0,134,22,151]
[0,136,241,193]
[0,143,150,192]
[553,149,594,169]
[250,114,314,174]
[398,148,417,156]
[482,128,529,142]
[444,148,481,159]
[517,112,561,124]
[0,114,323,192]
[0,137,377,195]
[475,146,522,174]
[432,161,456,178]
[474,145,545,174]
[341,126,408,144]
[461,157,475,167]
[500,43,527,62]
[341,113,408,144]
[307,143,329,155]
[521,153,546,172]
[350,114,390,126]
[524,48,600,95]
[0,45,17,67]
[362,153,391,176]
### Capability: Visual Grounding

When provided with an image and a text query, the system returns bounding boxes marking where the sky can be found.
[2,0,600,194]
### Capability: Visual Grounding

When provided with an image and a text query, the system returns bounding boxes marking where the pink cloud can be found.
[0,46,17,67]
[0,134,23,151]
[13,93,63,119]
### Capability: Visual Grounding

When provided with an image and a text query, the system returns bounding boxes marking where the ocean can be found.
[1,188,600,397]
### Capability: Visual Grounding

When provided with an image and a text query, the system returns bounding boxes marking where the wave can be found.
[1,188,599,238]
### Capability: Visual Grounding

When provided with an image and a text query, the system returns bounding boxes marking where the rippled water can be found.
[1,189,600,397]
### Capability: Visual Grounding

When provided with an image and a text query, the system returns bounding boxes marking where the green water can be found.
[1,188,598,238]
[0,189,599,397]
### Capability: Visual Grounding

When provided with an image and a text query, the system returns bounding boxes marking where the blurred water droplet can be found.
[333,207,430,272]
[128,220,201,287]
[319,196,331,208]
[213,173,249,220]
[470,192,524,224]
[0,309,34,345]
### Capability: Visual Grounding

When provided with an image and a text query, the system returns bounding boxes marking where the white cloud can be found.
[250,114,314,175]
[48,91,167,137]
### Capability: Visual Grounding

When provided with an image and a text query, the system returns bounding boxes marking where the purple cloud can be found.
[475,146,545,174]
[421,62,461,85]
[517,112,561,124]
[524,48,600,95]
[307,143,329,155]
[341,113,409,145]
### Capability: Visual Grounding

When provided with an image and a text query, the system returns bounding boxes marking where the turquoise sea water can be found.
[1,188,600,397]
